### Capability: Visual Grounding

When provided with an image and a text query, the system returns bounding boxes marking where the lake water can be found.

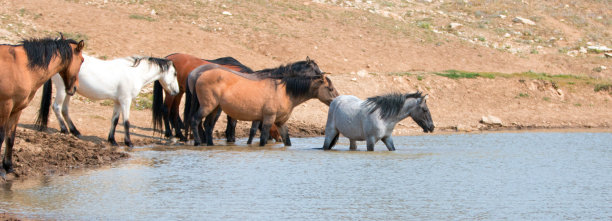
[1,131,611,220]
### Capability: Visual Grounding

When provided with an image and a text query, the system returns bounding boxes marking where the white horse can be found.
[36,54,180,147]
[322,92,434,151]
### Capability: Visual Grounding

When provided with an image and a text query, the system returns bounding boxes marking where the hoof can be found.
[125,141,134,148]
[60,129,69,134]
[71,130,82,138]
[164,131,172,138]
[108,139,119,146]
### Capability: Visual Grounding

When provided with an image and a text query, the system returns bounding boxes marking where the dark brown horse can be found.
[152,53,280,142]
[186,58,339,146]
[0,34,84,177]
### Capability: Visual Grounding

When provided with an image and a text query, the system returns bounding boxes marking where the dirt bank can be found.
[1,128,128,181]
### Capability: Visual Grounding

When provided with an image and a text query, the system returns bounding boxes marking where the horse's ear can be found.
[419,94,429,105]
[76,40,85,52]
[306,56,311,63]
[59,32,65,40]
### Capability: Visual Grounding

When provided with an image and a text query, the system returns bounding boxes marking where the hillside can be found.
[0,0,610,139]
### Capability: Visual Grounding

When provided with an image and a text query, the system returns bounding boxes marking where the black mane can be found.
[254,59,324,98]
[364,92,423,120]
[205,57,254,73]
[132,56,173,72]
[21,37,78,70]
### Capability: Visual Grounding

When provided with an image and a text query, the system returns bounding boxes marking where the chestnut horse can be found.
[152,53,280,142]
[186,58,339,146]
[0,35,84,177]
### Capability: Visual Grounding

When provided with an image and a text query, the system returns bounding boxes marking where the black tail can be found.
[35,80,53,131]
[152,80,164,133]
[183,78,193,138]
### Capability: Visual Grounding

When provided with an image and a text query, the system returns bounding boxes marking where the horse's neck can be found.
[33,57,66,89]
[135,65,165,87]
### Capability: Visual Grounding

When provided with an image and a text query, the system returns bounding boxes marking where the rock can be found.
[356,69,367,77]
[605,53,612,58]
[579,47,587,54]
[222,11,232,16]
[512,16,536,25]
[455,124,473,132]
[587,45,612,53]
[480,115,503,126]
[504,33,511,38]
[566,50,579,57]
[449,22,462,30]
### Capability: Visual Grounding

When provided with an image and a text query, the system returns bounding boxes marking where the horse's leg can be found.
[259,115,276,146]
[349,139,357,150]
[225,116,237,143]
[120,100,134,148]
[170,95,186,141]
[247,121,260,144]
[203,107,221,146]
[269,125,282,142]
[276,123,291,146]
[381,136,396,151]
[190,106,204,146]
[322,115,338,150]
[0,125,4,179]
[2,110,21,175]
[61,95,81,138]
[51,83,69,134]
[162,93,173,138]
[366,136,377,151]
[107,102,121,146]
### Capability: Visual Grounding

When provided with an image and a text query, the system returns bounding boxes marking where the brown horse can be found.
[187,58,339,146]
[0,34,84,177]
[153,53,280,142]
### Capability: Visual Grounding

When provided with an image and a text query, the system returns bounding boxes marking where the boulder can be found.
[449,22,463,30]
[587,45,612,53]
[512,16,536,25]
[480,115,503,126]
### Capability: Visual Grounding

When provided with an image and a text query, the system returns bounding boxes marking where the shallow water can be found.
[1,132,611,220]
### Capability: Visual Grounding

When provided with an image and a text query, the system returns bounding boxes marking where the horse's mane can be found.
[205,57,254,73]
[364,92,423,120]
[21,37,78,70]
[131,56,173,72]
[256,59,324,98]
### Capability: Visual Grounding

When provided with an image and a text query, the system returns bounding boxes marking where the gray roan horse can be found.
[322,92,434,151]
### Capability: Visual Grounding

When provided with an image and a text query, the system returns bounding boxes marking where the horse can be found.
[153,53,281,142]
[322,92,434,151]
[185,57,339,146]
[0,34,84,177]
[36,55,180,148]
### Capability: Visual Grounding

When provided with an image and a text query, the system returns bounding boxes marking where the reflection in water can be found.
[1,132,611,220]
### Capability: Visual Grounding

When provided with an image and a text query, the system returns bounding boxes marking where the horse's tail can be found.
[35,80,53,131]
[152,80,164,133]
[183,78,193,138]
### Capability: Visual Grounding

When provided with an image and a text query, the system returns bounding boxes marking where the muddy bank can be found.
[1,129,128,181]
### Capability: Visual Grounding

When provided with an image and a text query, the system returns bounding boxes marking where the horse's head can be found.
[313,74,339,106]
[58,33,85,96]
[409,94,434,133]
[159,61,180,96]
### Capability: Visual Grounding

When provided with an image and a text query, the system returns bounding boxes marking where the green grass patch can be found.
[543,97,551,101]
[61,32,88,41]
[435,70,496,79]
[594,83,612,92]
[129,14,156,22]
[100,100,114,106]
[134,94,154,110]
[517,93,529,98]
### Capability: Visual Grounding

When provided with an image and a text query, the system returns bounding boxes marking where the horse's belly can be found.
[220,103,263,122]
